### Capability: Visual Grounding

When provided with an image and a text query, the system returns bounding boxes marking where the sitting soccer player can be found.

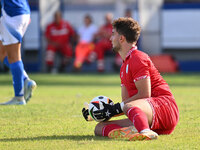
[82,17,179,141]
[0,0,36,105]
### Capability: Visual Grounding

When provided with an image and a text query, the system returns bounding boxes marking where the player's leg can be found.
[0,45,29,81]
[0,42,26,105]
[0,41,7,62]
[74,43,94,71]
[74,43,84,71]
[147,96,179,135]
[94,118,133,136]
[0,41,36,103]
[95,40,111,72]
[0,41,29,81]
[6,43,24,100]
[0,40,30,82]
[0,41,9,73]
[95,41,105,72]
[108,99,158,140]
[0,13,36,105]
[59,44,73,72]
[124,99,158,140]
[45,45,56,73]
[123,99,153,128]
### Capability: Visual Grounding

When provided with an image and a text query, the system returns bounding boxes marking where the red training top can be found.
[45,20,74,45]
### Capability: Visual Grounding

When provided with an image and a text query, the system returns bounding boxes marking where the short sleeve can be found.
[130,55,150,82]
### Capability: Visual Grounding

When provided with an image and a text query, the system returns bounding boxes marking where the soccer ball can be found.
[88,95,114,122]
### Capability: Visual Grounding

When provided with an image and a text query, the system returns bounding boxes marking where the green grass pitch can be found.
[0,73,199,150]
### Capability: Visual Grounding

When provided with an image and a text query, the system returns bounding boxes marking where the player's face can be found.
[110,29,121,53]
[84,17,91,26]
[54,12,62,24]
[105,13,112,24]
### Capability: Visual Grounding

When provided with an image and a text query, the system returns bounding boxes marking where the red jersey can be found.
[45,20,74,45]
[120,46,173,98]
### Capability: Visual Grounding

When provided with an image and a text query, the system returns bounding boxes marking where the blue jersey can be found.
[1,0,30,17]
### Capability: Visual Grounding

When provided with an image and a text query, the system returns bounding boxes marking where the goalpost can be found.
[39,0,61,71]
[138,0,164,54]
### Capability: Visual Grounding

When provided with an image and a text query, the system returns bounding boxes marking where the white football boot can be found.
[0,96,26,105]
[24,79,37,103]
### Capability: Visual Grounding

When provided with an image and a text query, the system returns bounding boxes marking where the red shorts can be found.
[147,95,179,134]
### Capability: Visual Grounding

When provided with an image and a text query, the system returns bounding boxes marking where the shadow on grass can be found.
[0,135,108,142]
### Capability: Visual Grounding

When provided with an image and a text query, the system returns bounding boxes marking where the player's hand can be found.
[82,102,94,121]
[93,102,123,121]
[82,108,89,121]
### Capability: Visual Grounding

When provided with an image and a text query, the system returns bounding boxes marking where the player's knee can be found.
[123,102,134,115]
[7,55,20,63]
[46,50,55,62]
[0,51,7,62]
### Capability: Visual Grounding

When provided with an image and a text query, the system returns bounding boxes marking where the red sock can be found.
[102,124,122,136]
[126,107,150,133]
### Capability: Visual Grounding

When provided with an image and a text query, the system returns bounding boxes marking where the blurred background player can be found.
[45,10,75,73]
[124,8,133,18]
[0,0,36,105]
[73,14,97,71]
[93,13,114,72]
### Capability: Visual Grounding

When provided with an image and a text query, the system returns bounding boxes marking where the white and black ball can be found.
[89,95,114,122]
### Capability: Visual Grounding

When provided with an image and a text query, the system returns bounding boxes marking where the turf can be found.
[0,73,199,150]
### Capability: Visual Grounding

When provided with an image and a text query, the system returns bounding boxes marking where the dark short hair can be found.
[84,14,92,23]
[112,17,141,43]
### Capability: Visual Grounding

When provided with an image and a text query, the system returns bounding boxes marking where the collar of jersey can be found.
[125,46,137,60]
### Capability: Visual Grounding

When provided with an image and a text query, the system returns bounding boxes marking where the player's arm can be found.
[121,85,129,101]
[122,78,151,104]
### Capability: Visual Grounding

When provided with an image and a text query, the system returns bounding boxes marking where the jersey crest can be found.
[126,64,129,74]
